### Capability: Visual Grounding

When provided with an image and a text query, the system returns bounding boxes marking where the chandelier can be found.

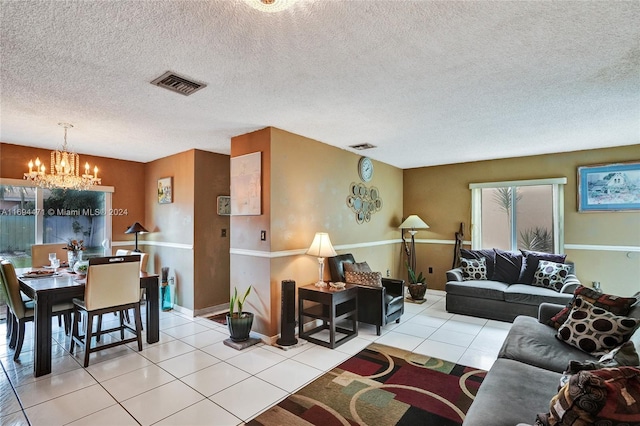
[24,123,101,190]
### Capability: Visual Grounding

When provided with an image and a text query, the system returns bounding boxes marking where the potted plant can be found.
[406,262,427,301]
[227,286,253,342]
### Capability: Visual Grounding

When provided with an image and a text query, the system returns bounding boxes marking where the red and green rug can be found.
[249,343,486,426]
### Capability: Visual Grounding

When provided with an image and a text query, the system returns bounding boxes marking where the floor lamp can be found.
[399,215,429,276]
[125,222,148,252]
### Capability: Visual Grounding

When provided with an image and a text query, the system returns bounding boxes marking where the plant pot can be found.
[408,283,427,301]
[227,312,254,342]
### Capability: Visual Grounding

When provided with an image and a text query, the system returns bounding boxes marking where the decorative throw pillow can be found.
[343,261,372,273]
[345,271,382,287]
[460,249,496,279]
[560,341,640,388]
[519,250,567,285]
[557,297,640,356]
[535,367,640,426]
[531,260,571,292]
[492,249,523,284]
[549,285,638,329]
[460,257,487,281]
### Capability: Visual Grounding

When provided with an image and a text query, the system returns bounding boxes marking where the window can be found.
[470,178,567,253]
[0,179,113,267]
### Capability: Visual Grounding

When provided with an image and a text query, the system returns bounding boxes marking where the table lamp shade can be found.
[306,233,337,258]
[125,222,148,234]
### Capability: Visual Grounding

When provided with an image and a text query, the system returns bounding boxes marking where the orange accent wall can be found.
[0,142,145,245]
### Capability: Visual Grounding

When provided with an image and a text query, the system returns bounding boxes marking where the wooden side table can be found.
[298,283,358,349]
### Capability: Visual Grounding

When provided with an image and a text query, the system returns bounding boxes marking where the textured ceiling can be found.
[1,0,639,169]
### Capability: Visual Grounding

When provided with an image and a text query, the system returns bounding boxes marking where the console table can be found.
[298,283,358,349]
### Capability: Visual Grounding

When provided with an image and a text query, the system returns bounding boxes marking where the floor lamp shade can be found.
[125,222,148,252]
[306,232,337,287]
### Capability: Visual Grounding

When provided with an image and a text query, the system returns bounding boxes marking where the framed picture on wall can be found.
[577,161,640,212]
[230,152,261,215]
[158,177,173,204]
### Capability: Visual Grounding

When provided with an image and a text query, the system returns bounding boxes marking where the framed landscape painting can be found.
[158,177,173,204]
[578,162,640,212]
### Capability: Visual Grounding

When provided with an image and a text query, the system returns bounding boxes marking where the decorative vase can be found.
[408,283,427,301]
[227,312,254,342]
[67,251,78,270]
[161,282,173,311]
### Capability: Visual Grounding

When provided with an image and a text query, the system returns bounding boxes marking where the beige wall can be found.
[404,144,640,296]
[231,127,404,337]
[144,150,195,309]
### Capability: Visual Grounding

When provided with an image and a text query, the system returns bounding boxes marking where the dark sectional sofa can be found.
[464,298,640,425]
[446,248,580,322]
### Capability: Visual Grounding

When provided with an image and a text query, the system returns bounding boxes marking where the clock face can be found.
[358,157,374,182]
[217,196,231,215]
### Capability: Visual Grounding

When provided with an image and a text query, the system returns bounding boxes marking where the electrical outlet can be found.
[221,229,226,237]
[260,230,266,241]
[386,269,391,277]
[428,267,433,274]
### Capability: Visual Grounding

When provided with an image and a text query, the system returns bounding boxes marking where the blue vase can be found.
[161,284,172,311]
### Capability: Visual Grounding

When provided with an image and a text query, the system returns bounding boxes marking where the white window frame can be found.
[469,177,567,253]
[0,178,114,247]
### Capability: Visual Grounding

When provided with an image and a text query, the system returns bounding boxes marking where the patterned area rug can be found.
[248,343,486,426]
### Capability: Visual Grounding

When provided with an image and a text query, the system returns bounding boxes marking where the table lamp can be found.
[306,232,337,288]
[125,222,148,252]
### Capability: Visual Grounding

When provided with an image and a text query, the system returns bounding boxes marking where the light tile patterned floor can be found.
[0,290,509,425]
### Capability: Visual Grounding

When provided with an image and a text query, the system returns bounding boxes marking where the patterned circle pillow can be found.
[548,285,639,329]
[532,260,571,291]
[460,257,487,281]
[557,297,640,355]
[345,271,382,287]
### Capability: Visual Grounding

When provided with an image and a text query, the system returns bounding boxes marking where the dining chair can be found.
[70,255,143,367]
[31,243,67,268]
[99,250,148,335]
[0,260,74,361]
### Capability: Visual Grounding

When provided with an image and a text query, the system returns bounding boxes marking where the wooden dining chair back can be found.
[31,243,67,268]
[1,260,73,360]
[70,255,143,367]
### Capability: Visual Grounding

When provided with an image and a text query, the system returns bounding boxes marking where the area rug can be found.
[206,312,228,325]
[248,342,486,426]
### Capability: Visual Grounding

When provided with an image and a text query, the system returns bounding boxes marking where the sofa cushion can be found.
[463,358,561,426]
[345,271,382,287]
[493,249,524,284]
[385,293,404,315]
[549,286,639,329]
[519,250,567,285]
[556,297,640,356]
[531,260,571,292]
[460,257,487,281]
[504,284,573,307]
[445,280,509,301]
[535,367,640,426]
[460,248,496,279]
[499,315,597,373]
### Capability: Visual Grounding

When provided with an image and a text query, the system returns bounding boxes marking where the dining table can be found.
[17,267,160,377]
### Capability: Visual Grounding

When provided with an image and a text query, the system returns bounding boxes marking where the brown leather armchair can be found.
[328,254,404,335]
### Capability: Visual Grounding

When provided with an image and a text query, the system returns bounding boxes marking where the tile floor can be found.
[0,290,510,425]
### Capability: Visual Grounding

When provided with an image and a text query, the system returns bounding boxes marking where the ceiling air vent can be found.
[151,71,207,96]
[349,143,377,150]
